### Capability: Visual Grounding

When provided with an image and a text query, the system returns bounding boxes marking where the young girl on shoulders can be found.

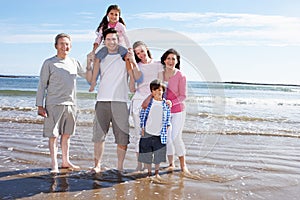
[93,4,130,54]
[88,4,131,92]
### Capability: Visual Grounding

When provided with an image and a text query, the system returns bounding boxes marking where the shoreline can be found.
[1,122,299,199]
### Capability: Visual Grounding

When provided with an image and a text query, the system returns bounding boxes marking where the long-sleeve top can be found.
[94,22,130,48]
[140,98,171,144]
[36,56,85,107]
[166,70,187,113]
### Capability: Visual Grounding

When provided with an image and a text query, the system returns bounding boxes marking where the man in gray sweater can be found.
[36,33,90,173]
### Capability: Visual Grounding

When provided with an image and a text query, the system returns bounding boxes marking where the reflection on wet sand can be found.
[0,167,213,199]
[1,122,300,199]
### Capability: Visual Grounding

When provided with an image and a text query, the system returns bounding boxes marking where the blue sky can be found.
[1,0,300,84]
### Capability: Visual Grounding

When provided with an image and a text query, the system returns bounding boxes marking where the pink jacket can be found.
[166,70,187,113]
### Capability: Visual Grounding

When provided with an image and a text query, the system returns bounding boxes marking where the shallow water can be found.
[1,76,300,199]
[0,122,299,199]
[2,77,300,137]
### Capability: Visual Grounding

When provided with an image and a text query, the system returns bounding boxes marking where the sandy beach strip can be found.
[0,122,300,200]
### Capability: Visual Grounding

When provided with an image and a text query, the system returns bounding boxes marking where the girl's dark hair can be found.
[160,48,181,70]
[132,41,152,63]
[96,5,126,33]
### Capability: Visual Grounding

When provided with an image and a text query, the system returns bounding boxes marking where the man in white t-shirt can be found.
[89,28,131,173]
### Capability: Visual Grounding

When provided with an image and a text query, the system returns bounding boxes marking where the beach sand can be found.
[0,122,299,200]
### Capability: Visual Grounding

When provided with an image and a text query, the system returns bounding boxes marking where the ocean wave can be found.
[187,112,294,124]
[188,81,299,92]
[0,117,44,124]
[0,90,37,96]
[217,114,283,122]
[0,104,293,124]
[221,131,300,138]
[1,106,36,111]
[186,96,300,107]
[0,117,95,126]
[1,116,299,138]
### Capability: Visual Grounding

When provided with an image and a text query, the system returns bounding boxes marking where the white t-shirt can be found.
[145,99,163,136]
[132,60,163,100]
[96,54,129,102]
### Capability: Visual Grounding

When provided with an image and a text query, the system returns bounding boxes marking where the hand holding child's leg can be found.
[89,81,96,92]
[88,59,100,92]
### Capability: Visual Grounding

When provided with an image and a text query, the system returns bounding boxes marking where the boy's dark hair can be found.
[150,79,166,92]
[103,28,118,40]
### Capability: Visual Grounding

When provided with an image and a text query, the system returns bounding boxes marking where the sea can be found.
[1,75,300,199]
[1,75,300,137]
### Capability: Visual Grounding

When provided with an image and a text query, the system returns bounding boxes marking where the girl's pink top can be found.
[94,22,130,48]
[166,70,187,113]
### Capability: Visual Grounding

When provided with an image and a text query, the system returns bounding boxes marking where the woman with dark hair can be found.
[128,41,164,171]
[161,48,190,175]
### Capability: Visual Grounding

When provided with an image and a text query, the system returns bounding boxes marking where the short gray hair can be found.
[55,33,71,45]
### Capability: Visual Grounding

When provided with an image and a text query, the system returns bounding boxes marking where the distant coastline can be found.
[0,74,37,78]
[222,81,300,87]
[0,74,299,87]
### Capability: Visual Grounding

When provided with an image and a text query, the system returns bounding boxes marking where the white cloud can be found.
[0,19,95,44]
[1,12,300,46]
[0,31,94,44]
[132,12,300,46]
[40,23,64,27]
[76,12,96,20]
[0,34,55,44]
[77,11,94,16]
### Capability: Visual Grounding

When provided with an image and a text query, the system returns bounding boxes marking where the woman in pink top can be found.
[161,48,190,175]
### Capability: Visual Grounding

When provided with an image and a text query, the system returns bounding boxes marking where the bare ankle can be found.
[169,163,175,167]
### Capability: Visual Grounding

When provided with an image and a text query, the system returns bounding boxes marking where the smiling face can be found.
[151,86,164,101]
[104,33,119,53]
[164,53,178,70]
[55,36,71,59]
[134,45,149,63]
[107,9,120,24]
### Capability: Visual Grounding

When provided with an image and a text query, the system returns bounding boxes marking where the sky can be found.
[1,0,300,84]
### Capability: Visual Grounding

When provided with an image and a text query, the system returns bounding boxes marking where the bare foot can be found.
[50,167,59,174]
[151,174,169,184]
[61,162,80,171]
[90,166,101,174]
[181,169,201,180]
[164,164,175,172]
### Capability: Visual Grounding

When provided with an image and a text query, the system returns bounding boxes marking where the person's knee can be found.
[118,144,127,151]
[62,133,71,139]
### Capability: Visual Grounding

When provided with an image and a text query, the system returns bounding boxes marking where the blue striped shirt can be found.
[140,98,171,144]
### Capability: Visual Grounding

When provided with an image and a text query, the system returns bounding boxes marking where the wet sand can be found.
[0,122,300,200]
